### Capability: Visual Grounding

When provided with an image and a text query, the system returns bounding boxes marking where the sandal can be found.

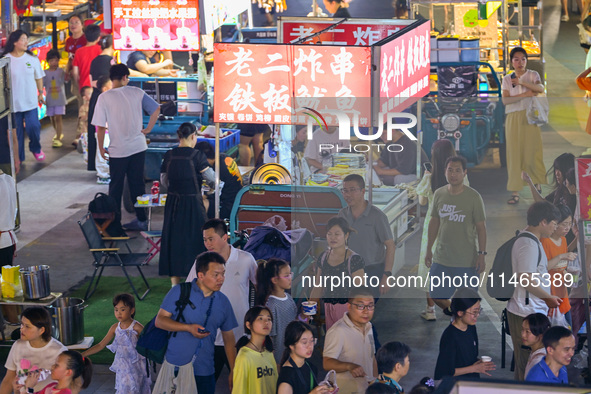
[507,195,520,205]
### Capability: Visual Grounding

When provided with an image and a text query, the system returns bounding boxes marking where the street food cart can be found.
[214,19,432,275]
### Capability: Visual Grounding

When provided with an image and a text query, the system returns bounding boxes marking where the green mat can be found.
[69,276,171,364]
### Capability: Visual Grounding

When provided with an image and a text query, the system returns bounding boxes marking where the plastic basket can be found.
[197,128,240,152]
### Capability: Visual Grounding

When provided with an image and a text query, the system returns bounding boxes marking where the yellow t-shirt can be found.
[232,347,278,394]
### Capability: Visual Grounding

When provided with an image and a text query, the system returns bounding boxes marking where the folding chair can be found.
[140,230,162,264]
[78,212,151,300]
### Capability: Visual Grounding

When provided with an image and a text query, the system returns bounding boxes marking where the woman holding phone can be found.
[502,46,546,205]
[416,139,468,321]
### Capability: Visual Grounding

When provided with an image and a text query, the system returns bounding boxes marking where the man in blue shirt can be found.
[156,251,238,394]
[526,326,574,384]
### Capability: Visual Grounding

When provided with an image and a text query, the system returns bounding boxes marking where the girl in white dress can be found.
[82,293,151,393]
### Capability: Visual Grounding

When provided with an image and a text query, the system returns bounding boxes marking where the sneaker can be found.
[561,14,569,21]
[123,218,148,231]
[33,150,45,161]
[97,177,111,185]
[52,138,63,148]
[420,309,437,321]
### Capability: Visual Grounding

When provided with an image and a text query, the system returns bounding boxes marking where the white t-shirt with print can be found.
[186,246,257,346]
[5,338,67,392]
[6,53,45,112]
[507,231,550,317]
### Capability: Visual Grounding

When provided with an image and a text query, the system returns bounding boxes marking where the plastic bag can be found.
[567,255,582,287]
[262,215,288,232]
[318,370,339,393]
[526,94,549,126]
[548,307,569,329]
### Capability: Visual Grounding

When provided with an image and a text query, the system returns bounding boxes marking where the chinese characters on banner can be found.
[111,0,200,51]
[280,19,413,45]
[214,43,372,125]
[378,20,431,114]
[577,158,591,220]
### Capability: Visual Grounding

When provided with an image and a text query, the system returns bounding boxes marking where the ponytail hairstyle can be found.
[99,34,113,50]
[177,122,197,140]
[443,287,481,318]
[1,30,34,57]
[62,350,93,389]
[235,306,274,353]
[255,258,289,305]
[280,321,314,366]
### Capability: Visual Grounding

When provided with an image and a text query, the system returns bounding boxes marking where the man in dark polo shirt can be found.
[338,174,395,296]
[373,128,429,186]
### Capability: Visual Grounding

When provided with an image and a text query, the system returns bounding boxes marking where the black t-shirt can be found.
[379,135,429,176]
[333,6,352,17]
[434,323,479,380]
[277,360,318,393]
[160,147,210,194]
[89,55,112,85]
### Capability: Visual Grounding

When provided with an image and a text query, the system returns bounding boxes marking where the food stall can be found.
[410,0,543,77]
[214,19,432,275]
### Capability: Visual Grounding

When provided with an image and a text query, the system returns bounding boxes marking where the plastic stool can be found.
[140,230,162,264]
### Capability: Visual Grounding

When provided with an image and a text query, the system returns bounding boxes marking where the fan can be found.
[251,163,292,185]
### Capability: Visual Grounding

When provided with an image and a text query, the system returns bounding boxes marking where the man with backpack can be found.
[506,201,562,380]
[154,251,238,393]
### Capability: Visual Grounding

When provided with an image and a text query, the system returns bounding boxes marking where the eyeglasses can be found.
[278,272,294,279]
[298,338,317,347]
[465,308,483,317]
[341,187,361,194]
[351,303,375,311]
[559,221,573,228]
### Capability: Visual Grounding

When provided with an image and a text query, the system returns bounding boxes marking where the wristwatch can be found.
[477,251,487,255]
[27,388,34,394]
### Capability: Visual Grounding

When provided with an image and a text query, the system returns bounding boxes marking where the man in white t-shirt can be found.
[304,126,348,173]
[186,218,257,381]
[506,201,562,381]
[91,64,160,231]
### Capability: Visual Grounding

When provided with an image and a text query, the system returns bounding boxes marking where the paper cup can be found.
[302,301,317,316]
[159,194,167,205]
[481,356,492,363]
[137,196,149,205]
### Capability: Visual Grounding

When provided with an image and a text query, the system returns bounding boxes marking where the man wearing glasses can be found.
[425,156,486,310]
[338,174,396,296]
[507,201,562,381]
[323,288,378,394]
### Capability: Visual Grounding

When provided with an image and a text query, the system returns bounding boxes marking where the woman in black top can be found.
[277,321,329,394]
[159,123,215,286]
[86,35,114,171]
[434,288,495,380]
[323,0,351,17]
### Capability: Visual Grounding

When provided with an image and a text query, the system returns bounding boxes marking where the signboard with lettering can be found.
[577,158,591,221]
[111,0,200,51]
[213,43,372,125]
[374,19,431,116]
[278,17,414,45]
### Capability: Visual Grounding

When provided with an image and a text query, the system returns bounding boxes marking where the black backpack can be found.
[487,231,541,301]
[88,192,125,237]
[136,282,194,364]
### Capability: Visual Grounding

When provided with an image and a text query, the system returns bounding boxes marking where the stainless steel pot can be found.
[19,265,50,300]
[48,297,87,345]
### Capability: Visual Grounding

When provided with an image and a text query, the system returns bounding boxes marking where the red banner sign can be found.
[280,18,412,45]
[213,43,372,125]
[577,158,591,220]
[111,0,199,51]
[377,20,431,114]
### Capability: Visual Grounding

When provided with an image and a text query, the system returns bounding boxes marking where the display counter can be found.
[19,1,91,52]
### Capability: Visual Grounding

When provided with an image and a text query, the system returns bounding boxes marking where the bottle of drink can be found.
[151,181,160,204]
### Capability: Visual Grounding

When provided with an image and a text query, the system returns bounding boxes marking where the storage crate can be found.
[197,128,240,152]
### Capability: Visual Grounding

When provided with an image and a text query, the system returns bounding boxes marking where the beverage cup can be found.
[159,194,167,206]
[481,356,492,363]
[302,301,317,316]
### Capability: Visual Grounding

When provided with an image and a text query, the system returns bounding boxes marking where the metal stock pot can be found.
[48,297,87,345]
[19,265,51,300]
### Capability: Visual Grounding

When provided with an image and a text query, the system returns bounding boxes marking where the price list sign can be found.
[111,0,200,51]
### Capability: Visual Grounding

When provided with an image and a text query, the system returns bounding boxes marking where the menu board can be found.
[111,0,200,51]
